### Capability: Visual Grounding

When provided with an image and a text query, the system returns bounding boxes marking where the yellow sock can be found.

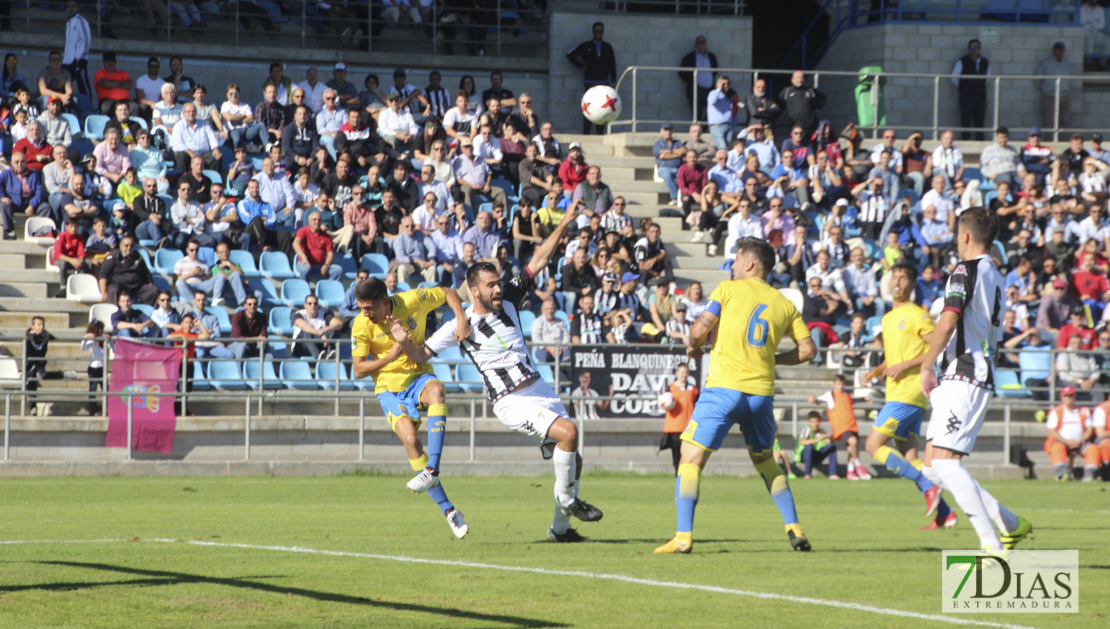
[911,458,924,471]
[873,445,893,465]
[785,522,805,537]
[428,403,447,417]
[409,453,429,471]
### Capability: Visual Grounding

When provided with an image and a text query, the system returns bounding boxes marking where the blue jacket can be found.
[0,168,45,209]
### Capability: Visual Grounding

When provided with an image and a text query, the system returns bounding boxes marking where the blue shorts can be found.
[873,401,925,442]
[680,387,776,454]
[378,373,436,430]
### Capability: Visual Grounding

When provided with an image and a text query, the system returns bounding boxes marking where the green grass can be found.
[1,475,1107,627]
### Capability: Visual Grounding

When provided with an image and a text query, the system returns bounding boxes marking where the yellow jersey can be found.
[879,302,935,408]
[704,278,809,396]
[351,287,445,394]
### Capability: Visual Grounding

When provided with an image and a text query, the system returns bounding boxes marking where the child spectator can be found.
[881,230,905,271]
[81,321,106,415]
[809,374,872,480]
[84,217,117,273]
[796,411,840,479]
[116,167,142,208]
[658,363,698,474]
[24,316,54,416]
[228,145,254,196]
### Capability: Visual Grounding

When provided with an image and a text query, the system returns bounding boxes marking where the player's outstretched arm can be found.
[443,287,472,342]
[775,336,816,365]
[386,314,434,366]
[527,200,580,277]
[919,310,958,396]
[686,311,719,360]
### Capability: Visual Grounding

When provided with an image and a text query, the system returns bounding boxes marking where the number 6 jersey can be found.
[703,278,810,396]
[938,254,1004,390]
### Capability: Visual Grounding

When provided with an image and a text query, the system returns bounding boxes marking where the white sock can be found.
[552,447,577,510]
[922,463,944,489]
[933,459,1001,549]
[974,482,1019,534]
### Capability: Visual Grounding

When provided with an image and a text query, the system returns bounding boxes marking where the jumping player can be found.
[351,279,472,538]
[863,261,956,529]
[920,207,1032,553]
[655,237,818,554]
[400,203,605,542]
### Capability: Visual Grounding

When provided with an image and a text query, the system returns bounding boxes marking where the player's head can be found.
[731,237,774,281]
[955,207,998,258]
[833,373,846,391]
[807,411,822,429]
[889,261,918,303]
[674,362,689,383]
[467,261,503,311]
[355,277,391,324]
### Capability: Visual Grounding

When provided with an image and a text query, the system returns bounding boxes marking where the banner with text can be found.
[569,345,701,419]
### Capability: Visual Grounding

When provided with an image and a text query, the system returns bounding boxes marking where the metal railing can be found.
[599,0,747,15]
[10,0,547,58]
[610,64,1110,142]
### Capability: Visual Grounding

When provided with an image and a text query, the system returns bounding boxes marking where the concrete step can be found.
[666,241,718,257]
[0,298,94,314]
[1,342,93,360]
[6,270,61,285]
[0,312,72,330]
[0,241,52,255]
[605,179,667,193]
[0,282,49,299]
[617,191,668,207]
[0,253,33,269]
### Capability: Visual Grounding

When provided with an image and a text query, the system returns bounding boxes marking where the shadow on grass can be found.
[19,561,566,628]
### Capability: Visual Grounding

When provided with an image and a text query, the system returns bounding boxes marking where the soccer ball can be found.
[657,392,676,411]
[581,85,622,126]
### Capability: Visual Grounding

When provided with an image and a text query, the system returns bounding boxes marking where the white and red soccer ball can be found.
[581,85,622,126]
[657,392,676,411]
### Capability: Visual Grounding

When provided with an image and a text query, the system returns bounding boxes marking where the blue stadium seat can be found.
[137,248,153,271]
[431,345,462,363]
[280,360,319,390]
[518,310,536,337]
[129,116,148,130]
[996,370,1031,398]
[154,248,184,275]
[335,253,359,279]
[456,363,485,394]
[83,114,109,141]
[191,361,212,390]
[61,113,81,137]
[209,361,249,390]
[268,306,295,335]
[315,280,345,308]
[280,279,311,307]
[317,361,356,391]
[553,310,569,326]
[396,282,411,293]
[152,275,172,294]
[537,364,555,385]
[197,246,216,266]
[1018,347,1052,384]
[962,166,982,182]
[477,202,493,216]
[260,251,297,279]
[132,304,154,317]
[244,360,282,390]
[418,281,437,289]
[361,252,389,274]
[205,306,232,332]
[249,278,281,306]
[203,169,223,186]
[230,250,261,278]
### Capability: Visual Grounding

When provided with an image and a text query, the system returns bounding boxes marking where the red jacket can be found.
[558,158,588,192]
[12,138,53,171]
[1071,269,1109,301]
[53,230,85,260]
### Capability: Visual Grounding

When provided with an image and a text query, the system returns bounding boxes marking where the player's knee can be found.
[560,421,579,447]
[423,379,446,403]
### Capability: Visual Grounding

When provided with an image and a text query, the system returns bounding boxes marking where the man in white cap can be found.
[327,62,360,109]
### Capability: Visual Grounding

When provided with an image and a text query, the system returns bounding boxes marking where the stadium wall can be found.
[816,23,1087,133]
[547,11,754,133]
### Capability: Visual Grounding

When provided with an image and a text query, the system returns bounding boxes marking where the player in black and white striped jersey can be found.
[395,202,604,543]
[919,207,1032,554]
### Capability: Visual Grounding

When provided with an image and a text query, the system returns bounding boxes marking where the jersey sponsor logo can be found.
[945,410,962,435]
[406,317,417,330]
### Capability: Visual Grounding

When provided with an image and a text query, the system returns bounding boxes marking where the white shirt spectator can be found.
[920,188,956,225]
[378,106,418,137]
[931,144,963,180]
[725,212,762,255]
[1073,215,1109,244]
[869,144,903,169]
[135,74,166,103]
[173,256,210,287]
[316,107,345,137]
[474,135,503,163]
[219,101,253,130]
[170,118,219,154]
[170,199,206,235]
[418,179,451,214]
[442,107,477,139]
[253,171,296,212]
[805,264,847,295]
[299,79,327,113]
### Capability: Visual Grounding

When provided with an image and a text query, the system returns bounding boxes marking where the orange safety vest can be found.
[664,383,698,434]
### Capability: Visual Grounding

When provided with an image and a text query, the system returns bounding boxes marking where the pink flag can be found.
[106,339,181,453]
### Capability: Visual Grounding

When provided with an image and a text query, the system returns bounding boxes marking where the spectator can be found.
[172,238,213,302]
[327,63,360,110]
[1045,386,1101,481]
[133,178,169,244]
[532,299,570,362]
[220,83,265,152]
[37,97,72,149]
[744,124,781,177]
[163,56,195,106]
[559,142,589,194]
[179,154,212,204]
[1020,127,1055,189]
[919,204,954,268]
[170,102,222,171]
[510,92,540,138]
[444,90,479,144]
[111,291,158,339]
[151,83,182,148]
[170,179,216,249]
[1038,278,1082,342]
[566,21,617,134]
[81,320,106,414]
[0,152,52,239]
[131,130,169,195]
[1057,305,1097,350]
[293,211,343,281]
[93,51,135,116]
[1035,42,1072,129]
[391,216,438,284]
[229,295,270,360]
[706,76,736,151]
[676,149,708,225]
[473,123,504,178]
[281,105,320,172]
[634,222,674,286]
[571,294,607,346]
[188,291,234,361]
[254,83,286,149]
[1057,332,1101,403]
[237,178,291,254]
[378,92,419,153]
[900,131,931,197]
[572,166,614,221]
[291,295,343,360]
[798,412,839,479]
[778,70,825,140]
[167,312,203,413]
[746,78,781,128]
[14,120,53,172]
[677,34,718,120]
[951,39,989,140]
[62,0,92,98]
[803,275,840,362]
[843,247,883,317]
[53,219,86,296]
[932,130,964,186]
[453,139,506,209]
[134,56,165,118]
[652,123,685,207]
[254,157,297,231]
[979,126,1021,189]
[561,245,600,313]
[532,120,563,172]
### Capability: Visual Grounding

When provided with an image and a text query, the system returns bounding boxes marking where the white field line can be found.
[1,538,1039,629]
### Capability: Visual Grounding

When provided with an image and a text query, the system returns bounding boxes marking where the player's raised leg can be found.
[407,378,448,491]
[865,406,951,520]
[546,417,602,543]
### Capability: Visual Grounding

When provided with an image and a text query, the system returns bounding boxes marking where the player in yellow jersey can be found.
[655,237,817,554]
[862,262,956,529]
[351,278,472,538]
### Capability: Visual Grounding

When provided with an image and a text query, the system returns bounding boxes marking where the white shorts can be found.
[925,379,993,456]
[492,378,569,447]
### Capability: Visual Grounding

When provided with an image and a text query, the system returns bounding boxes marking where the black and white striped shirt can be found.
[596,288,619,317]
[426,268,541,403]
[570,311,606,344]
[939,255,1003,390]
[424,85,451,120]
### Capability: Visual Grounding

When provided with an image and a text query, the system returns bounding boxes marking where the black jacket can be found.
[777,85,826,131]
[566,39,617,85]
[678,50,718,88]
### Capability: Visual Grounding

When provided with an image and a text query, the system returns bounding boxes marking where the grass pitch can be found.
[1,473,1106,627]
